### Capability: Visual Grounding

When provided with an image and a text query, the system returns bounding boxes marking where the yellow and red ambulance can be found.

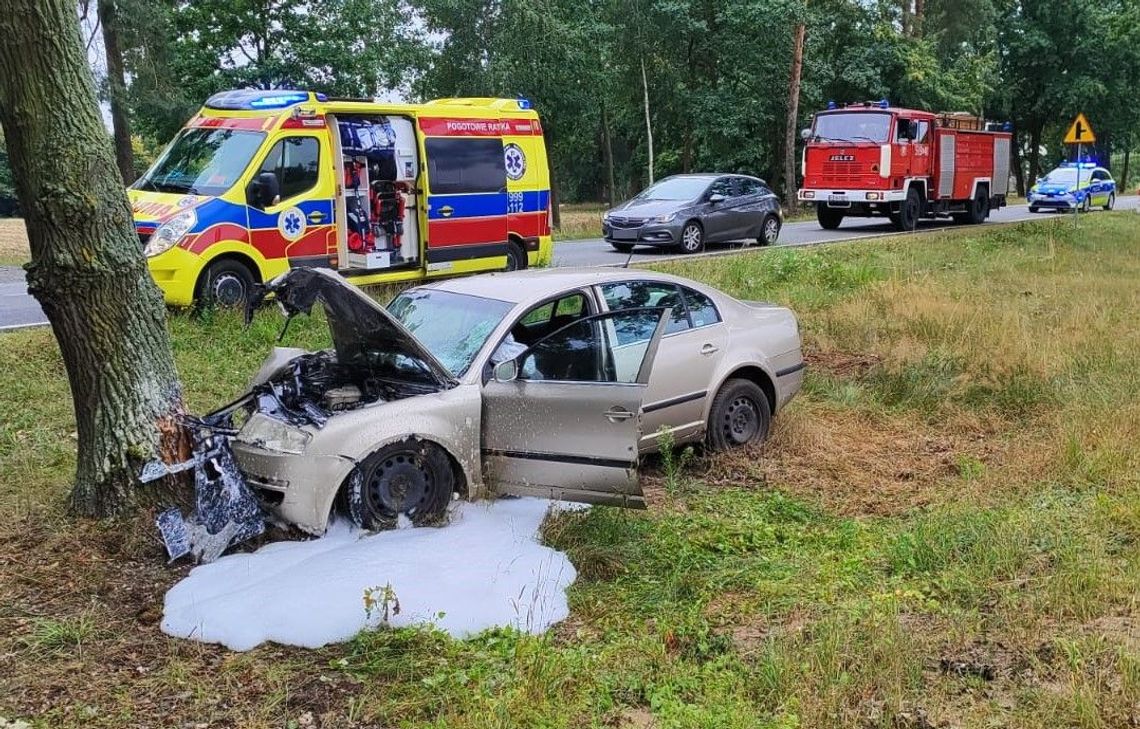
[130,90,553,306]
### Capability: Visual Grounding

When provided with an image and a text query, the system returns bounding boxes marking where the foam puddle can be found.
[162,498,578,651]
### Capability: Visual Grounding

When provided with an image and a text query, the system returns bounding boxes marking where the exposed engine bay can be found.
[141,267,456,563]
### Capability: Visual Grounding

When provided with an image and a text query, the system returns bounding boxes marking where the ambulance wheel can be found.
[504,241,527,271]
[1104,193,1115,211]
[817,205,843,230]
[611,242,635,253]
[894,187,922,231]
[346,440,455,530]
[679,221,704,253]
[198,258,256,308]
[758,214,781,245]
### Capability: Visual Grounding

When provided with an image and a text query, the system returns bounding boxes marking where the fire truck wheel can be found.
[758,214,781,245]
[198,258,256,309]
[504,241,527,271]
[679,221,704,253]
[1104,193,1115,211]
[964,187,989,224]
[894,188,921,231]
[816,205,843,230]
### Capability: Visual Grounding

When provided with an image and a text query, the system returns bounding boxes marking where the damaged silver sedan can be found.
[154,266,802,557]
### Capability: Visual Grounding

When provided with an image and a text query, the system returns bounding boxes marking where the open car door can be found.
[481,308,669,507]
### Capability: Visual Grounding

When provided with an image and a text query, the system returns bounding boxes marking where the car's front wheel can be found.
[679,221,704,253]
[610,242,635,253]
[707,378,772,451]
[346,439,455,530]
[758,214,781,246]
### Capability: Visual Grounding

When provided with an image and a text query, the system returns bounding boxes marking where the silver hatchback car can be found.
[603,174,784,254]
[222,267,803,535]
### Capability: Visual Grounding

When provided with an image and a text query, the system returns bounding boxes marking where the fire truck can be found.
[797,101,1012,231]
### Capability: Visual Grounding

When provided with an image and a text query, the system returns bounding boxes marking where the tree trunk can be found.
[1028,122,1043,186]
[98,0,135,184]
[640,57,654,186]
[913,0,924,38]
[601,102,616,205]
[1122,147,1131,192]
[784,21,806,211]
[1011,128,1026,197]
[901,0,911,36]
[0,0,187,517]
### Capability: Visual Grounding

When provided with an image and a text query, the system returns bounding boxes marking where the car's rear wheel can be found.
[346,439,454,530]
[1104,193,1115,211]
[758,214,781,246]
[197,258,256,309]
[611,242,635,253]
[817,205,843,230]
[1029,205,1039,213]
[1081,195,1091,213]
[679,221,704,253]
[706,379,772,451]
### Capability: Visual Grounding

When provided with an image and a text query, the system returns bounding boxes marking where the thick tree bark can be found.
[0,0,187,517]
[98,0,135,184]
[784,21,806,211]
[601,102,616,205]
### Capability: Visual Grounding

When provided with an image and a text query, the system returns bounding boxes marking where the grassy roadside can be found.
[0,218,29,266]
[2,214,1140,727]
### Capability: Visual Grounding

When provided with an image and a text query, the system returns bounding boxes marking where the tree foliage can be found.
[84,0,1140,202]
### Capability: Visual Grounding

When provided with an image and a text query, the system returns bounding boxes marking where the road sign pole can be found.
[1075,143,1081,220]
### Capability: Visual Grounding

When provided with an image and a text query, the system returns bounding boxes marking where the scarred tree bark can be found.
[784,20,806,211]
[98,0,136,184]
[0,0,187,517]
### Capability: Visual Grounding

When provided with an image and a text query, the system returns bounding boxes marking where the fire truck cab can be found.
[798,101,1011,231]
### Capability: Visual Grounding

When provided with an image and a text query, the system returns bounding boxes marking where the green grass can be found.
[3,214,1140,727]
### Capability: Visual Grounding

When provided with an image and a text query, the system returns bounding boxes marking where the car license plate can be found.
[611,229,638,241]
[827,194,850,208]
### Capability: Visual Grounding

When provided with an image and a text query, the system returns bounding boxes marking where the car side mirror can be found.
[247,172,280,209]
[493,359,519,383]
[708,193,726,204]
[800,128,812,141]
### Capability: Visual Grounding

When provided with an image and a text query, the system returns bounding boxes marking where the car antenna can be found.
[623,248,635,268]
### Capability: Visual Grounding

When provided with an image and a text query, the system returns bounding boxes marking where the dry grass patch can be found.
[0,218,29,264]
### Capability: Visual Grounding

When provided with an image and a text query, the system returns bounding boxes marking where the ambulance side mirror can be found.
[247,172,280,209]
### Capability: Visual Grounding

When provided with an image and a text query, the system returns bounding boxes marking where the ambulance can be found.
[130,89,553,306]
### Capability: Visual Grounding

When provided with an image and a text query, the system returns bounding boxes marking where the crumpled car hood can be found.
[250,267,456,389]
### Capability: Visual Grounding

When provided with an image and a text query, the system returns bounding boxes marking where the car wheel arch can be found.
[194,251,264,303]
[324,433,473,530]
[704,364,777,422]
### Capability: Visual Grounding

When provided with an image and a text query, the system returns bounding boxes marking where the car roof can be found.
[417,267,699,307]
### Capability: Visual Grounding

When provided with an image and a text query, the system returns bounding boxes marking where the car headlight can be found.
[237,413,312,454]
[601,211,612,222]
[653,212,676,223]
[144,209,196,257]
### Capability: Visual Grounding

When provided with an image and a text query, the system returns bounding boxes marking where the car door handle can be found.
[604,407,635,422]
[439,205,454,218]
[700,344,719,355]
[307,211,326,224]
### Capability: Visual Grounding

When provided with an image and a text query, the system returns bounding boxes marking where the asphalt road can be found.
[1,198,1136,332]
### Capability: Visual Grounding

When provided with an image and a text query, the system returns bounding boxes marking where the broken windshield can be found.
[812,112,891,143]
[135,128,265,196]
[387,289,514,376]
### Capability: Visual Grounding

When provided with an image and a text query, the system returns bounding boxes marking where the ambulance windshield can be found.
[813,112,891,143]
[136,128,266,196]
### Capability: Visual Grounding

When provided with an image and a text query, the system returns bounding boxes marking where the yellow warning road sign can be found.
[1064,113,1096,144]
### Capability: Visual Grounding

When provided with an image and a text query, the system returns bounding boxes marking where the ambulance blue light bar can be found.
[205,89,313,111]
[516,97,533,110]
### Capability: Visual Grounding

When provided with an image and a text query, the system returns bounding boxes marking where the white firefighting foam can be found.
[162,498,578,651]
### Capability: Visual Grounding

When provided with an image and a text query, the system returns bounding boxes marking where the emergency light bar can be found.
[205,89,316,111]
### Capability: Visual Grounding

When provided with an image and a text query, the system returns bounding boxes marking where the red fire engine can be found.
[798,101,1012,231]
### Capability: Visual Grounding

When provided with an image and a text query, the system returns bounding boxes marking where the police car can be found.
[1028,162,1116,213]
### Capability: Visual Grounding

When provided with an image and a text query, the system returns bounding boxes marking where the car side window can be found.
[708,177,735,199]
[257,137,321,201]
[599,281,689,334]
[491,291,591,364]
[518,309,663,384]
[738,178,764,196]
[681,287,721,328]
